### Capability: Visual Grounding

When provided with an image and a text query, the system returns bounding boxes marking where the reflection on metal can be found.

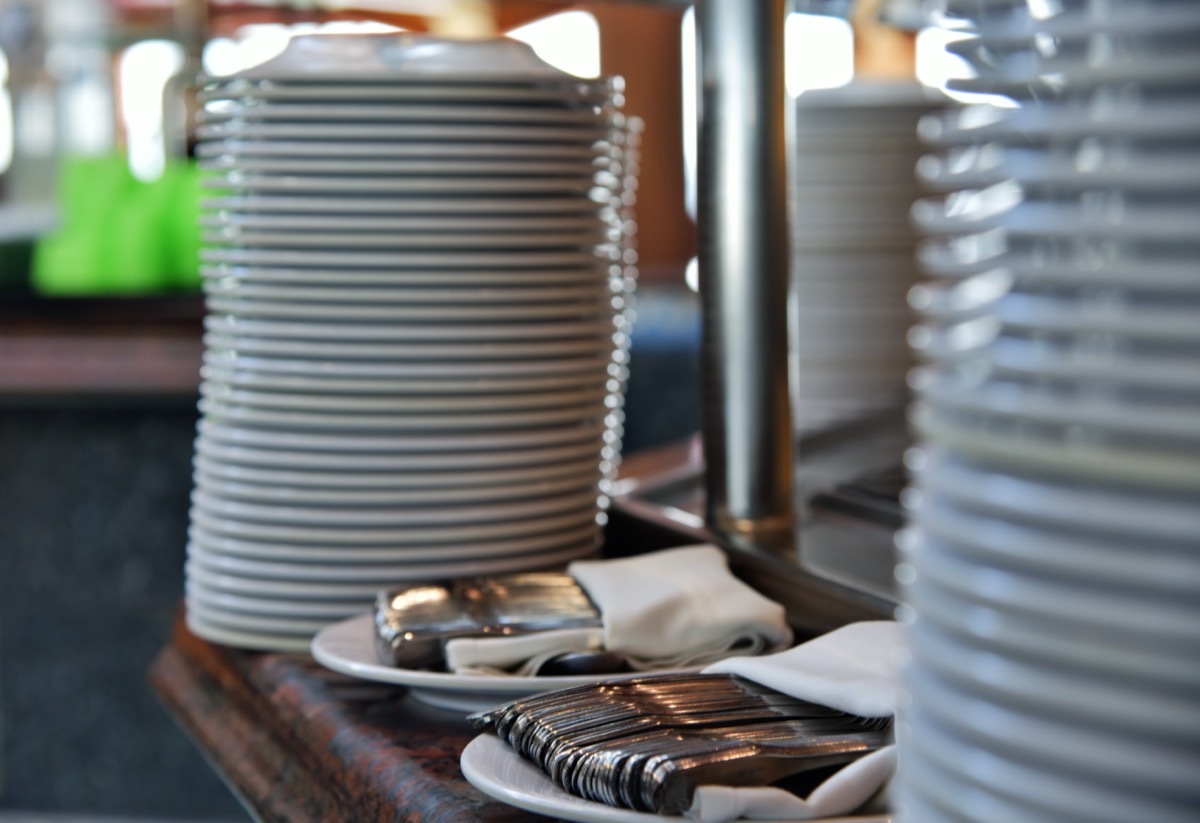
[695,0,795,546]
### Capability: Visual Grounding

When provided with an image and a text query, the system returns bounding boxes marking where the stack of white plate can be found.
[183,34,638,652]
[897,1,1200,820]
[791,82,950,433]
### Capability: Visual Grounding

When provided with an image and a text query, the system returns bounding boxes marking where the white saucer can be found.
[312,613,648,712]
[459,733,894,823]
[202,156,608,177]
[202,313,623,342]
[200,211,606,232]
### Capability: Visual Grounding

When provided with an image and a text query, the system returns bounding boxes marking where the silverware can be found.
[470,672,892,814]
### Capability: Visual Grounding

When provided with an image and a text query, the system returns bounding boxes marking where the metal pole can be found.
[695,0,795,545]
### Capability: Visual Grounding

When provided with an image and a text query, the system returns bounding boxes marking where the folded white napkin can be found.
[444,545,793,676]
[688,620,904,821]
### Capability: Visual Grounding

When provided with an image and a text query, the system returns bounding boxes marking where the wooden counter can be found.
[149,610,540,822]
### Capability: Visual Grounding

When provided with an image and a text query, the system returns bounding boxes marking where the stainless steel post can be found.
[695,0,795,545]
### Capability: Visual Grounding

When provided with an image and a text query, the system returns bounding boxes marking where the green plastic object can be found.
[31,152,203,296]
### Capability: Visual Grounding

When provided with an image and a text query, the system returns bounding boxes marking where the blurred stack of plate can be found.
[184,34,638,652]
[791,82,949,433]
[897,1,1200,820]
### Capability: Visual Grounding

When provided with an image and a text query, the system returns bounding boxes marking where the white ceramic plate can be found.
[200,211,607,232]
[196,121,613,143]
[203,194,614,215]
[202,313,624,342]
[202,156,608,178]
[202,228,610,249]
[201,247,609,271]
[185,580,366,618]
[200,83,613,105]
[186,610,313,653]
[203,173,601,195]
[200,334,618,364]
[229,33,581,83]
[196,416,611,451]
[198,381,614,413]
[202,101,607,125]
[193,436,611,473]
[193,468,600,508]
[198,365,622,398]
[200,279,614,303]
[201,350,619,379]
[189,534,601,579]
[312,613,647,712]
[187,505,602,546]
[460,733,894,823]
[186,520,603,566]
[202,296,621,323]
[191,449,612,491]
[190,485,603,528]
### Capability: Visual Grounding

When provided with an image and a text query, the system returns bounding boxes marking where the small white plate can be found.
[197,396,611,433]
[203,194,614,215]
[201,349,619,380]
[190,485,603,528]
[195,121,614,144]
[203,172,602,195]
[460,733,894,823]
[185,580,366,618]
[186,521,602,567]
[202,312,624,342]
[201,83,613,105]
[198,381,614,413]
[201,101,608,125]
[189,533,601,579]
[200,279,614,304]
[202,155,608,177]
[191,449,611,491]
[187,505,602,547]
[312,613,646,712]
[200,211,607,233]
[200,333,619,363]
[196,416,610,452]
[186,610,313,653]
[201,247,609,271]
[202,227,612,249]
[198,365,621,398]
[193,435,611,473]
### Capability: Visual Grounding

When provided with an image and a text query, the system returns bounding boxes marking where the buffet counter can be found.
[150,609,536,822]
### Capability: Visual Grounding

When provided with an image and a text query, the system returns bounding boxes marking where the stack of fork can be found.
[469,672,893,815]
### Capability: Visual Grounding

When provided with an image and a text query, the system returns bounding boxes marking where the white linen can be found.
[686,620,904,821]
[443,544,793,675]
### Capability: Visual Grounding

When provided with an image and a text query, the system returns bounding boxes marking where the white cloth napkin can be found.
[687,620,904,821]
[444,545,793,676]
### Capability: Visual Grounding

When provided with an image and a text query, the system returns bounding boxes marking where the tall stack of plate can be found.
[183,34,638,652]
[896,1,1200,821]
[791,82,949,433]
